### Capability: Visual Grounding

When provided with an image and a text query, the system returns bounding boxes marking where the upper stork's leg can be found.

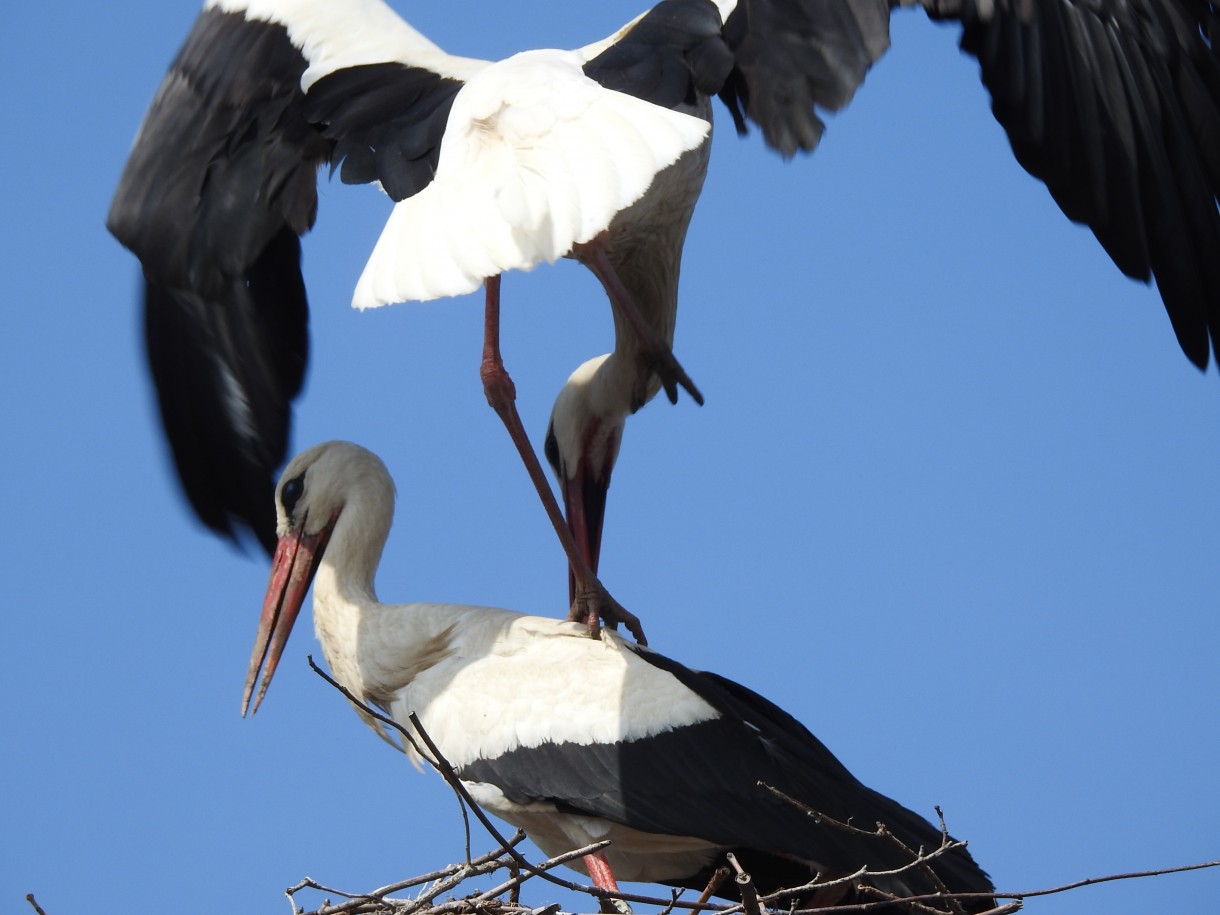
[479,276,647,646]
[576,233,704,410]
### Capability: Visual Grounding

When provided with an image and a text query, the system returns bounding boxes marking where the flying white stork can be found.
[109,0,1220,631]
[243,439,995,912]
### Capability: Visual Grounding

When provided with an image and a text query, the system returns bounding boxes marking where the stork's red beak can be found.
[562,473,609,605]
[242,516,334,716]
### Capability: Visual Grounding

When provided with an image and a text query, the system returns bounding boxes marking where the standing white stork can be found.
[109,0,1220,631]
[244,440,995,912]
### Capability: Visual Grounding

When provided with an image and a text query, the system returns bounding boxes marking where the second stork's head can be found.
[544,354,638,603]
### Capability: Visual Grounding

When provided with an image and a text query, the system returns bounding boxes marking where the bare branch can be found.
[1013,858,1220,900]
[724,853,761,915]
[25,894,48,915]
[472,842,612,904]
[782,856,1220,912]
[285,845,1220,915]
[690,868,732,915]
[756,780,983,914]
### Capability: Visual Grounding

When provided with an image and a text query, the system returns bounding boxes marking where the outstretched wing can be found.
[107,0,483,551]
[717,0,1220,371]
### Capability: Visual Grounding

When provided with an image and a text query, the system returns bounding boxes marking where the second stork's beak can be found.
[241,516,334,716]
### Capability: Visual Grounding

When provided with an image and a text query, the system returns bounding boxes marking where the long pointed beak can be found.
[242,516,333,716]
[562,472,609,606]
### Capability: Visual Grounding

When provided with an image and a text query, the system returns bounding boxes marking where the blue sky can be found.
[4,2,1218,913]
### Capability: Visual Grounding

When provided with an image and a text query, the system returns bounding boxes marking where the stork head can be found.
[242,441,393,716]
[545,355,630,602]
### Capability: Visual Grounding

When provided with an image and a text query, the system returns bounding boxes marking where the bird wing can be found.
[580,0,737,112]
[923,0,1220,370]
[716,0,1220,370]
[716,0,895,155]
[352,49,711,307]
[107,0,486,551]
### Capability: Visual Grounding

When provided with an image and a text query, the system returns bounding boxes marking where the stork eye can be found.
[281,474,305,515]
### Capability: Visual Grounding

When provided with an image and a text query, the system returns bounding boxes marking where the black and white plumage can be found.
[244,440,994,910]
[109,0,1220,562]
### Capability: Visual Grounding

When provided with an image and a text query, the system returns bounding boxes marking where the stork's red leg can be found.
[576,234,704,410]
[479,276,647,646]
[584,850,632,915]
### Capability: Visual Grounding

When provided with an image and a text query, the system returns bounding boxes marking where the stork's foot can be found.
[571,236,703,411]
[634,346,703,411]
[569,580,647,646]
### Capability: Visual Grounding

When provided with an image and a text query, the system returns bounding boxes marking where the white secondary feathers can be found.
[352,49,711,309]
[202,2,712,310]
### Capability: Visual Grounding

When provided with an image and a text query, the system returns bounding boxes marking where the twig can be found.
[397,861,503,915]
[923,808,964,915]
[725,853,763,915]
[289,833,528,915]
[758,781,977,913]
[507,853,522,906]
[853,884,970,915]
[289,852,1220,915]
[789,858,1220,912]
[788,896,996,914]
[25,894,48,915]
[655,886,688,915]
[472,841,613,904]
[287,877,351,905]
[689,868,732,915]
[1011,858,1220,900]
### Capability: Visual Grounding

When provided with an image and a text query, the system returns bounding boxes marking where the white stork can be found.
[244,440,995,912]
[109,0,1220,630]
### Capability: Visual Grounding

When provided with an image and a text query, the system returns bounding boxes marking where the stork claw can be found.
[573,236,703,412]
[569,580,647,646]
[635,346,703,410]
